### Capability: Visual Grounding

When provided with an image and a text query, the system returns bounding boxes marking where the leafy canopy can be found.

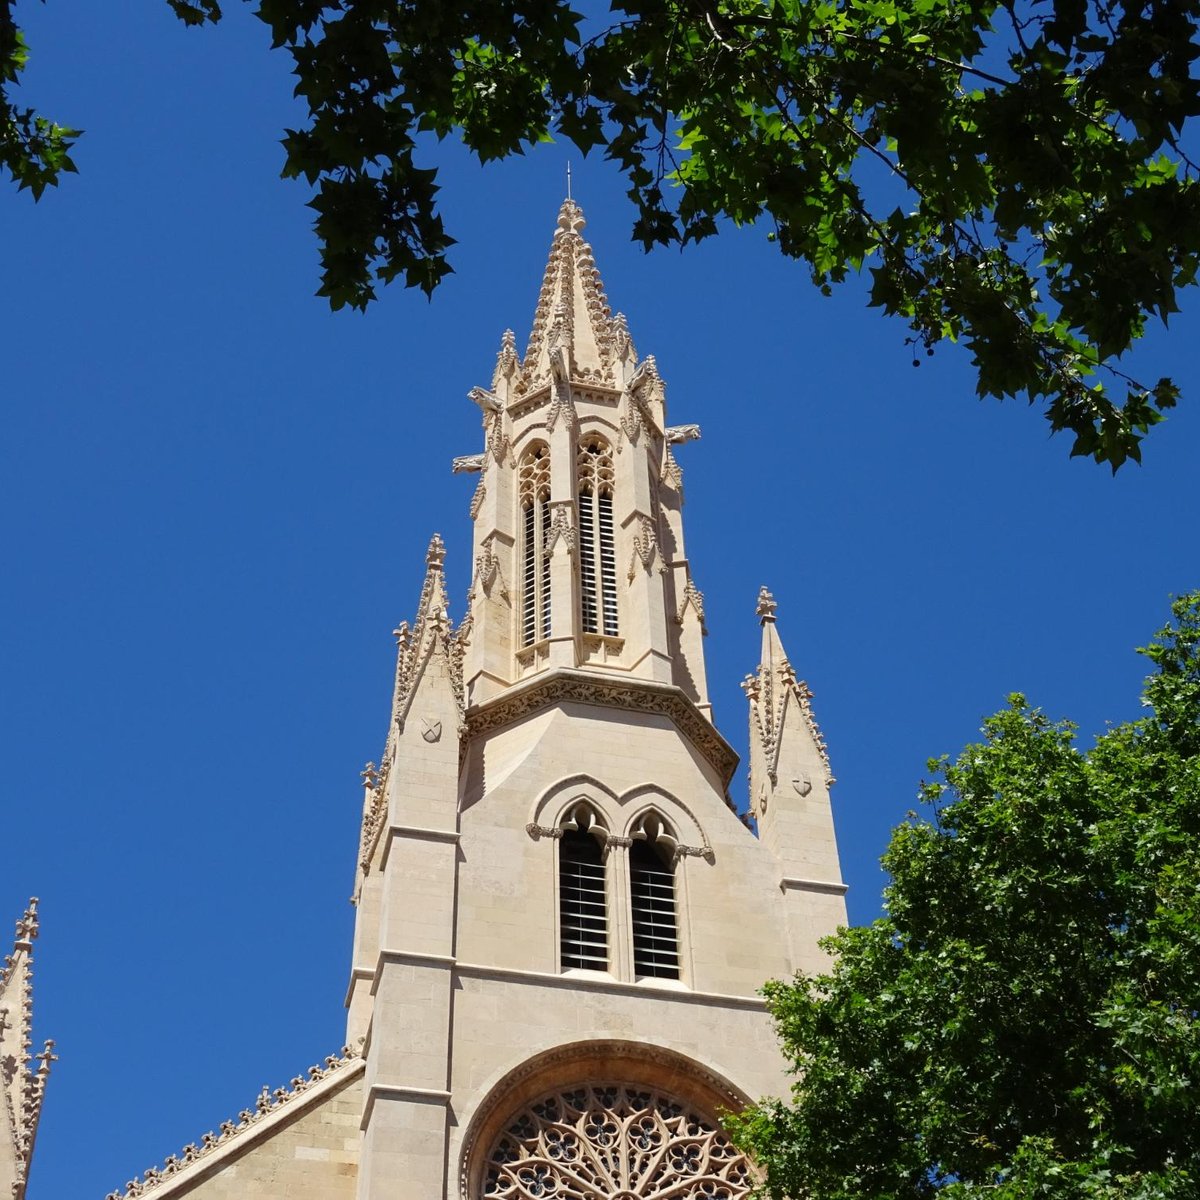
[4,0,1200,467]
[728,591,1200,1199]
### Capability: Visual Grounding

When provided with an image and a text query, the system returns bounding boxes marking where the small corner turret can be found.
[743,590,848,971]
[1,898,55,1200]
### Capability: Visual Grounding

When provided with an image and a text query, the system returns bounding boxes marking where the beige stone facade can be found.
[75,199,847,1200]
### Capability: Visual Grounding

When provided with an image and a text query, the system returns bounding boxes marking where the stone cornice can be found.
[362,1083,452,1129]
[464,669,739,792]
[780,876,848,896]
[453,961,766,1011]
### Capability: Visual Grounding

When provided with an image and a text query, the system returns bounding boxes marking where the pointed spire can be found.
[519,199,619,390]
[1,899,53,1200]
[743,589,833,789]
[387,534,463,736]
[415,533,450,636]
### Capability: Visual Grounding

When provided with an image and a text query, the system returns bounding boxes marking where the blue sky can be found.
[2,6,1197,1198]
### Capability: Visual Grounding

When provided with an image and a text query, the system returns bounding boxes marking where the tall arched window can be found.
[629,813,679,979]
[576,435,618,636]
[559,804,608,971]
[519,443,551,645]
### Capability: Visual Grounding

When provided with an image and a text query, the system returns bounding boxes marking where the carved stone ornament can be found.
[545,501,577,556]
[452,454,485,475]
[628,515,658,579]
[671,843,716,867]
[482,1083,752,1200]
[493,329,520,388]
[476,535,507,601]
[619,400,644,447]
[660,447,684,496]
[664,424,701,445]
[792,776,812,797]
[676,578,706,632]
[422,719,443,743]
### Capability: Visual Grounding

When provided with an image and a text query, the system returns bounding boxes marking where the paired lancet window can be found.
[519,444,552,646]
[518,435,619,647]
[576,436,618,636]
[557,806,680,981]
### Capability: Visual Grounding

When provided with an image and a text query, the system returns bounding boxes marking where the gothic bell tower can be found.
[95,199,847,1200]
[346,199,848,1200]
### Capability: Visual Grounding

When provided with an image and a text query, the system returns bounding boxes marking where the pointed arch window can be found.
[576,435,618,637]
[558,803,609,971]
[629,813,679,979]
[519,443,552,646]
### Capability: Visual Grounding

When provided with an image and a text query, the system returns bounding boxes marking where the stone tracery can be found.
[482,1084,752,1199]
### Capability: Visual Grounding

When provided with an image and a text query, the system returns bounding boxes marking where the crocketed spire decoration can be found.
[743,589,833,790]
[1,899,54,1200]
[518,199,624,391]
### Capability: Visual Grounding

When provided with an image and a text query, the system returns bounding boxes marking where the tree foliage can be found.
[728,592,1200,1199]
[0,1,77,198]
[4,0,1200,466]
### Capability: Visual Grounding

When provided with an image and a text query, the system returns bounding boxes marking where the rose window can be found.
[482,1084,752,1199]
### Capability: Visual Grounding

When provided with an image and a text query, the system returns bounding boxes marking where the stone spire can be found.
[745,587,833,798]
[451,199,714,712]
[743,589,845,972]
[390,535,459,723]
[0,899,54,1200]
[518,199,618,389]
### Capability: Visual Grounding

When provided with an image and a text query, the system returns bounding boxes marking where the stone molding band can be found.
[466,668,739,793]
[388,824,461,844]
[780,876,848,896]
[376,949,457,971]
[362,1083,453,1128]
[453,961,765,1011]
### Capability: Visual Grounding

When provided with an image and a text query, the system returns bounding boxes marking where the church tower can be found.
[98,200,847,1200]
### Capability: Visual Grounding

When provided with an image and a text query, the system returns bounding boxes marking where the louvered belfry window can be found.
[576,436,618,636]
[559,805,608,971]
[519,444,552,646]
[630,815,680,979]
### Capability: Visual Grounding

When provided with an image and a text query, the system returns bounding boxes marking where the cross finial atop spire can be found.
[566,161,572,201]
